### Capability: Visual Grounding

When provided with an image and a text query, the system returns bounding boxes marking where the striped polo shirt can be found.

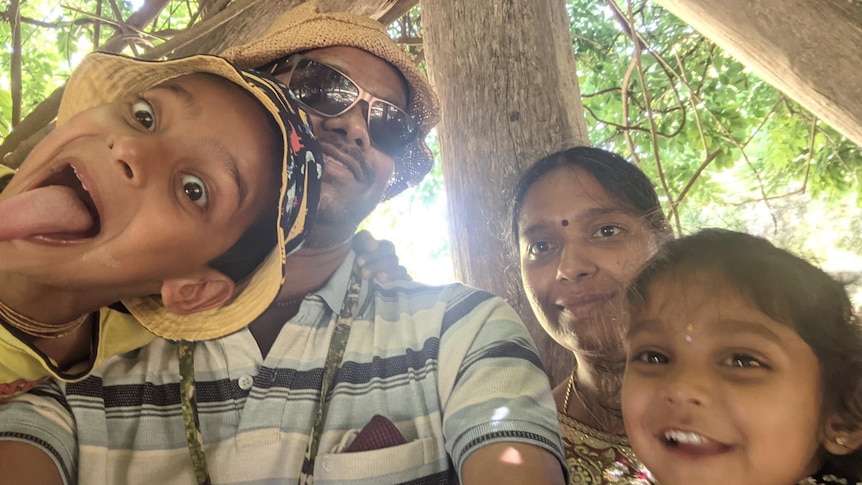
[0,253,564,484]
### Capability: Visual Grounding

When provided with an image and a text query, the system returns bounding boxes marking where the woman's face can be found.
[517,166,656,354]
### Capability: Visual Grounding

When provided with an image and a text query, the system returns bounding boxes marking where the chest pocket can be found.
[313,437,442,483]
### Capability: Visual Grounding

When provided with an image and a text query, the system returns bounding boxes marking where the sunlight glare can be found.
[499,446,524,465]
[491,407,511,422]
[362,181,454,285]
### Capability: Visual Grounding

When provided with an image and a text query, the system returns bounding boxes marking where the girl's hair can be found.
[510,146,671,245]
[627,228,862,475]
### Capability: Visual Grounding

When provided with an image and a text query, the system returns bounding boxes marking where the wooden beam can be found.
[153,0,303,59]
[318,0,418,25]
[166,0,416,59]
[652,0,862,147]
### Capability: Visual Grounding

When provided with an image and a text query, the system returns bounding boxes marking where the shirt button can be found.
[238,374,254,390]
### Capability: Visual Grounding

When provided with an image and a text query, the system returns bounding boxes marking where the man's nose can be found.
[316,103,372,150]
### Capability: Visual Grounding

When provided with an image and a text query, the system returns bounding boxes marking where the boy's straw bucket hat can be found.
[59,52,322,340]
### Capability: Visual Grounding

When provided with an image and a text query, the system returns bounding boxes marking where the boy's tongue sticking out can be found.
[0,185,94,242]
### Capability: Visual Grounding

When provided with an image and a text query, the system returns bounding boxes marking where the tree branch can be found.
[98,0,171,52]
[621,54,641,165]
[106,0,140,55]
[0,11,58,28]
[10,0,22,128]
[94,0,102,48]
[618,0,680,232]
[674,148,722,206]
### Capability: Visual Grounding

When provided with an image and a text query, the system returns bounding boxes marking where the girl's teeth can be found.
[665,430,705,444]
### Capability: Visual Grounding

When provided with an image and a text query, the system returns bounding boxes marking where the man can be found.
[0,2,566,484]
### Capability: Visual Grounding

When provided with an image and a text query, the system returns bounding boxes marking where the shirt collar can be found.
[312,250,361,313]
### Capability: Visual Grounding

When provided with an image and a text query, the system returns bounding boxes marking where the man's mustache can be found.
[316,133,373,184]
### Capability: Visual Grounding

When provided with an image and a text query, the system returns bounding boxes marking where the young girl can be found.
[621,228,862,485]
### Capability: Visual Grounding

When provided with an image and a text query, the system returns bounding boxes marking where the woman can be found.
[511,146,672,484]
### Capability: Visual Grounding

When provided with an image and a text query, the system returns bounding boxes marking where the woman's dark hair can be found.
[627,228,862,475]
[206,91,283,283]
[510,146,671,245]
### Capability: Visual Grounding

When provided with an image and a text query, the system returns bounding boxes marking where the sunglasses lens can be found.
[368,101,418,156]
[289,59,359,116]
[289,58,419,156]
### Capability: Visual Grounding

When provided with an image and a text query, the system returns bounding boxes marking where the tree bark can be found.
[167,0,417,60]
[653,0,862,148]
[98,0,172,53]
[9,0,21,128]
[422,0,587,385]
[318,0,418,25]
[161,0,304,58]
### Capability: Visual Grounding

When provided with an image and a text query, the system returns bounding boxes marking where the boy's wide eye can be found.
[181,174,208,208]
[131,99,156,132]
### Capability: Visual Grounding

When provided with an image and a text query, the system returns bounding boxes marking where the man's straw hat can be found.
[59,52,323,340]
[221,0,441,198]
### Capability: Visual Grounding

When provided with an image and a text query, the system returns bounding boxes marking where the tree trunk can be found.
[162,0,304,59]
[422,0,587,386]
[318,0,418,25]
[158,0,417,62]
[653,0,862,148]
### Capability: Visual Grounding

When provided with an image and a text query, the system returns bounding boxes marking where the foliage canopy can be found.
[568,0,862,302]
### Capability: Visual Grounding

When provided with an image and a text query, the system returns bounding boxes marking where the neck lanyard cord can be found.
[179,263,364,485]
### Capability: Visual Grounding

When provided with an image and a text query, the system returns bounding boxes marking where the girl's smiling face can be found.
[622,270,826,485]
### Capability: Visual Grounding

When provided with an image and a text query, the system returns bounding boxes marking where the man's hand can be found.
[0,441,63,485]
[352,230,412,283]
[462,442,565,485]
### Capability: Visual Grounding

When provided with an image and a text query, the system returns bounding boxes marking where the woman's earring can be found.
[835,436,847,447]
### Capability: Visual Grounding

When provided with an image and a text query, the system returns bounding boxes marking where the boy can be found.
[0,51,322,397]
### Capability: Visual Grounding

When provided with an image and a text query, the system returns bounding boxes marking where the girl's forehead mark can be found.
[561,219,569,227]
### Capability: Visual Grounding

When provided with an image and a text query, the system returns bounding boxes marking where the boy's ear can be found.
[822,416,862,455]
[160,270,235,316]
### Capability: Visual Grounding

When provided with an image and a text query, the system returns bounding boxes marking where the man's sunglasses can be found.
[268,55,419,157]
